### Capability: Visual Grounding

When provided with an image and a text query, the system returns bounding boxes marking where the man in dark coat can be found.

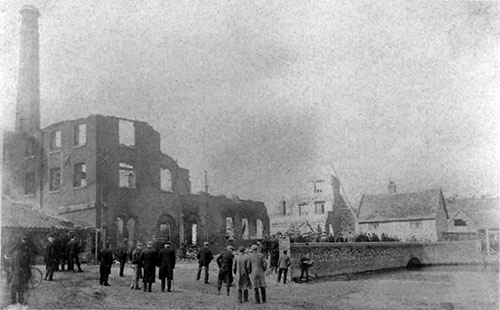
[196,241,213,284]
[67,236,83,272]
[216,245,235,296]
[44,236,57,281]
[158,242,176,292]
[116,238,128,277]
[58,231,71,271]
[139,241,158,292]
[9,236,31,305]
[98,242,113,286]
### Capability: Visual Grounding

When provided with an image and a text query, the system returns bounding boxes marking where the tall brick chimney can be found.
[15,5,40,135]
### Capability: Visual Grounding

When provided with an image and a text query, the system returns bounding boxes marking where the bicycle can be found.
[2,254,43,289]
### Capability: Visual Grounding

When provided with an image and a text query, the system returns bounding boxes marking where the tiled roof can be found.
[357,189,443,223]
[446,198,499,229]
[1,199,82,229]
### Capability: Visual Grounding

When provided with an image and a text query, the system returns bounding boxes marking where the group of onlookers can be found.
[96,239,294,304]
[44,233,84,282]
[289,231,400,243]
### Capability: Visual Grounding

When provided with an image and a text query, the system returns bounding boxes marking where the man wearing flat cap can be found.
[196,241,213,284]
[234,246,251,303]
[248,244,267,303]
[158,242,176,292]
[44,236,57,281]
[216,245,235,295]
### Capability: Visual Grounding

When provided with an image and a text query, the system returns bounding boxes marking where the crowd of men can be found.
[93,237,290,304]
[288,231,400,243]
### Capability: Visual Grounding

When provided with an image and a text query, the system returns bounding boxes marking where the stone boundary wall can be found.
[287,240,483,281]
[420,241,483,265]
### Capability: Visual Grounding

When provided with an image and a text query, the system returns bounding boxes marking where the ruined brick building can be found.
[2,5,269,251]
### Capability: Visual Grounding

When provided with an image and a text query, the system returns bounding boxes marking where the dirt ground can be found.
[1,262,498,310]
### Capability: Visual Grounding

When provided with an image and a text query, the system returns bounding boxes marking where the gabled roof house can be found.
[357,185,449,242]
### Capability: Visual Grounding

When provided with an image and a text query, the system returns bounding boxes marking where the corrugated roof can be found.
[2,199,83,229]
[446,198,499,229]
[358,189,442,223]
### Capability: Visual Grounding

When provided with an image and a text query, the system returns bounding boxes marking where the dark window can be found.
[74,124,86,146]
[315,201,325,214]
[25,173,35,195]
[49,167,61,191]
[25,138,35,157]
[454,219,467,227]
[50,130,62,150]
[74,163,87,188]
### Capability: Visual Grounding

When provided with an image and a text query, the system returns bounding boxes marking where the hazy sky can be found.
[1,0,499,211]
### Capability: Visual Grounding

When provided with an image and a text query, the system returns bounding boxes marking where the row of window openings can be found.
[26,164,172,194]
[25,163,87,194]
[225,218,264,240]
[297,202,326,215]
[368,221,424,229]
[48,124,87,151]
[47,120,135,152]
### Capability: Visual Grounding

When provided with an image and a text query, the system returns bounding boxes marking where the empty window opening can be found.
[191,224,198,245]
[119,163,135,188]
[225,217,234,240]
[50,130,62,150]
[454,219,467,227]
[242,218,249,239]
[160,169,172,191]
[74,163,87,188]
[74,124,87,146]
[119,120,135,147]
[116,217,124,236]
[25,173,35,195]
[256,219,263,239]
[49,167,61,191]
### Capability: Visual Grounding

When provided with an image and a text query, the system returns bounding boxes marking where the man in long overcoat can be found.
[196,241,213,284]
[98,242,113,286]
[44,236,57,281]
[216,245,234,296]
[9,236,32,305]
[139,241,158,292]
[233,246,251,303]
[248,244,267,303]
[158,242,176,292]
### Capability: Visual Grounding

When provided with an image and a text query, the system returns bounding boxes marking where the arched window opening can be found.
[160,168,172,192]
[242,218,249,240]
[256,219,263,239]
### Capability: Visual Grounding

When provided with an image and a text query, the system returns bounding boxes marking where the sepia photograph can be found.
[0,1,499,309]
